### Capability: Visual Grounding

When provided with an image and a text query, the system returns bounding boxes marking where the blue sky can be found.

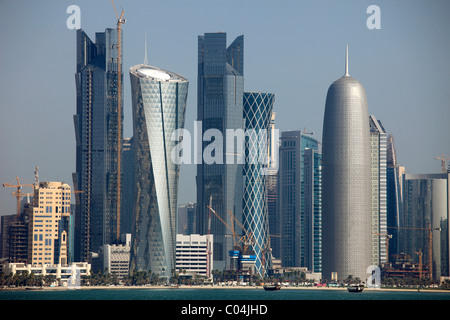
[1,0,449,215]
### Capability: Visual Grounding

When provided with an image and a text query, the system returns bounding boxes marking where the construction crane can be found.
[2,177,34,216]
[415,249,423,279]
[111,0,125,242]
[435,154,450,173]
[387,224,441,279]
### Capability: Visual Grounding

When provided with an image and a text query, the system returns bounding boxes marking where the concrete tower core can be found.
[321,46,372,282]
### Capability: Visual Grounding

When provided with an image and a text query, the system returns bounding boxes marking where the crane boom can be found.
[2,177,34,215]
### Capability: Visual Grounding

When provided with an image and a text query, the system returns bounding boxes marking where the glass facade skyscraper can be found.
[401,173,449,280]
[243,92,275,277]
[369,115,388,266]
[278,131,320,268]
[386,134,404,258]
[73,28,123,263]
[129,64,188,278]
[303,148,322,273]
[196,32,244,270]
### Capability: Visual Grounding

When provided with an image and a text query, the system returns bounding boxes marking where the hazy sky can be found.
[1,0,449,215]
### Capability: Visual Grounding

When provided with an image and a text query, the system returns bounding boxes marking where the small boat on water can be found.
[263,283,281,291]
[347,284,364,293]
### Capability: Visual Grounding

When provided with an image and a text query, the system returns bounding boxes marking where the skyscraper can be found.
[386,134,404,258]
[369,115,387,266]
[266,113,280,260]
[321,47,372,281]
[278,131,320,267]
[73,28,123,263]
[196,32,244,270]
[129,63,188,278]
[243,91,275,277]
[401,173,449,280]
[303,147,322,273]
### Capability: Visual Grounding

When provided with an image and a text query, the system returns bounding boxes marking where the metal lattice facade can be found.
[243,92,275,278]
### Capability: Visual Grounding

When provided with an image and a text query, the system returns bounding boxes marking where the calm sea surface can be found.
[1,287,450,300]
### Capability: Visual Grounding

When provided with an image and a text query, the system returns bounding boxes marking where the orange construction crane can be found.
[2,177,34,216]
[435,154,450,173]
[111,0,125,242]
[388,224,441,279]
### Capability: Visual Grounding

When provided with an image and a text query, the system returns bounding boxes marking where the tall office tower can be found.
[243,91,275,277]
[196,32,244,270]
[401,173,449,280]
[129,63,188,278]
[73,28,123,263]
[321,47,372,281]
[369,115,387,266]
[267,113,280,259]
[303,148,322,273]
[26,182,72,266]
[278,131,320,267]
[386,134,402,258]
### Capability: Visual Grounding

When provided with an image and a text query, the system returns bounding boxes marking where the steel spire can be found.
[345,45,349,77]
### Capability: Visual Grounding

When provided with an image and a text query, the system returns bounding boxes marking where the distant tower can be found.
[321,46,372,281]
[129,62,188,279]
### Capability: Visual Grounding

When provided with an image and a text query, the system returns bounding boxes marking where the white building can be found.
[103,234,131,278]
[176,234,213,280]
[4,262,91,286]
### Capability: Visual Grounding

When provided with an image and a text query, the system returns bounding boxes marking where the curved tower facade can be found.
[322,47,372,281]
[129,64,188,278]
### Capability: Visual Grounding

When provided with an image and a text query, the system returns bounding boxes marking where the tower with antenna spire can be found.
[321,46,372,282]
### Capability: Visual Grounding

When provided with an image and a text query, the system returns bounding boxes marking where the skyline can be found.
[1,0,449,215]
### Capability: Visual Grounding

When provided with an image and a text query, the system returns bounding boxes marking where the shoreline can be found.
[3,284,449,294]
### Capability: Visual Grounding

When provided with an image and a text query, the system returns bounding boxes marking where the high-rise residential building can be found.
[129,63,188,278]
[72,28,123,263]
[401,173,449,280]
[243,91,275,277]
[278,131,320,268]
[321,47,372,281]
[26,182,72,266]
[196,32,244,270]
[303,147,322,273]
[369,115,388,266]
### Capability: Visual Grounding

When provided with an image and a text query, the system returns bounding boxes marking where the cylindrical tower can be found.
[322,47,372,282]
[129,64,188,279]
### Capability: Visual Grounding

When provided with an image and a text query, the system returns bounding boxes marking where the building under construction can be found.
[72,26,123,265]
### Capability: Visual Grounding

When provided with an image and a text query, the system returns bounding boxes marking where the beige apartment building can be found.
[27,181,71,266]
